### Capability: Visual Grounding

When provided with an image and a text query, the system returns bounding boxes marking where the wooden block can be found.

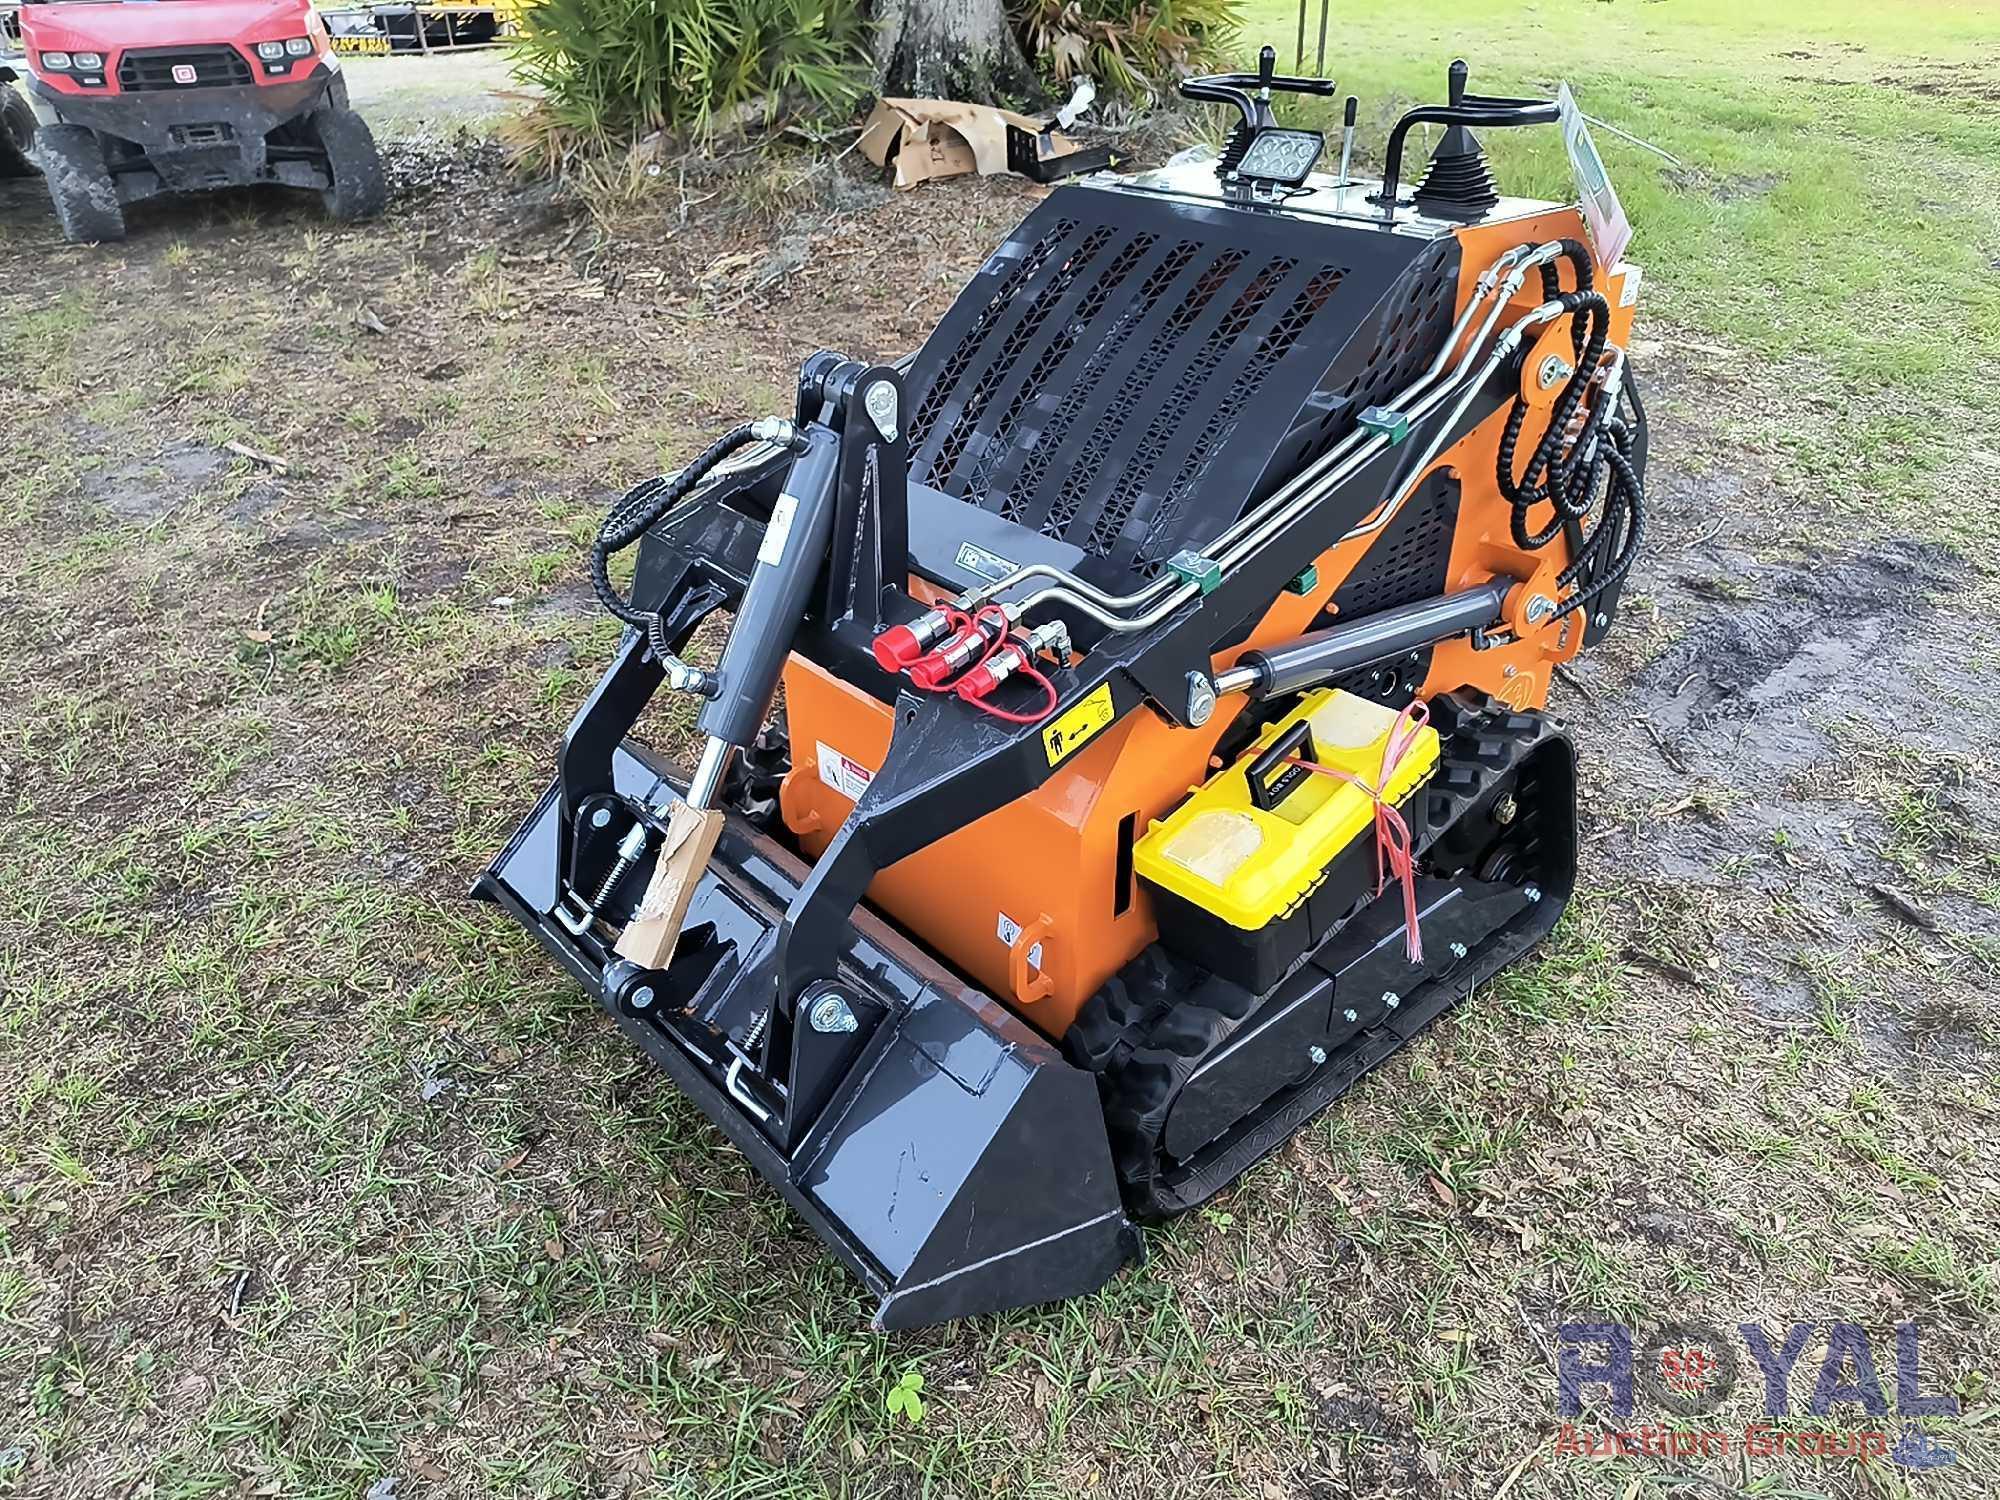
[613,800,726,970]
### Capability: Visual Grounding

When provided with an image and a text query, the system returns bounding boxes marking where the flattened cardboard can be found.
[614,800,726,970]
[858,95,1088,189]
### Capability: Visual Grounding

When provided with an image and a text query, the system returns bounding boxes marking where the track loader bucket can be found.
[477,727,1140,1328]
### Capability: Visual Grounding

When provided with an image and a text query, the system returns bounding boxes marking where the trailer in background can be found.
[322,2,520,56]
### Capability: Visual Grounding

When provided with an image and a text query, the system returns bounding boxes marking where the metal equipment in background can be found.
[478,48,1649,1328]
[1295,0,1332,76]
[321,1,517,55]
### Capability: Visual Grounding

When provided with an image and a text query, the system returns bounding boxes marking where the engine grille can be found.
[903,188,1456,581]
[1324,470,1461,621]
[118,45,253,92]
[1292,244,1460,470]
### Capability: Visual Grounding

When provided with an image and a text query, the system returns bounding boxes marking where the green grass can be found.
[1242,0,2000,408]
[1,9,1998,1498]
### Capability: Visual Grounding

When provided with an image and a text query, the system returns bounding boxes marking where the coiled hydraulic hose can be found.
[1550,376,1647,622]
[1497,287,1612,548]
[589,422,767,632]
[1537,236,1595,319]
[1487,234,1647,625]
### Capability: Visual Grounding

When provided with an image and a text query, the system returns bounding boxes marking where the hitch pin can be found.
[555,822,649,935]
[723,1008,773,1122]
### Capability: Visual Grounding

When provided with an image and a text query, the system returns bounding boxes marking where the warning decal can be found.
[996,911,1044,971]
[1041,682,1115,767]
[815,740,875,802]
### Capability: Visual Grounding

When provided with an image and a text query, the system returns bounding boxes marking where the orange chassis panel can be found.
[779,205,1634,1037]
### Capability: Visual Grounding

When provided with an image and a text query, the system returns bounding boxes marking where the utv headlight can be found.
[256,40,286,58]
[39,50,72,70]
[72,51,103,69]
[285,36,313,55]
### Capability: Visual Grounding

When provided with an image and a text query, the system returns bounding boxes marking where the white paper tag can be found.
[996,911,1044,970]
[1557,83,1632,270]
[757,493,799,567]
[1615,262,1643,307]
[814,740,874,802]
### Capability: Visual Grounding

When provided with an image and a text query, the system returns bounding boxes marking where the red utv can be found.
[18,0,386,242]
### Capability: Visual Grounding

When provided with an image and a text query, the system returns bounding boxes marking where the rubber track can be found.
[1066,693,1564,1220]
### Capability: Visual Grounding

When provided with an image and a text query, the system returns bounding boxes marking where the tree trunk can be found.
[871,0,1037,103]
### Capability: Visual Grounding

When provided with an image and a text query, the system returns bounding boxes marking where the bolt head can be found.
[1537,353,1574,390]
[1525,593,1555,625]
[1343,1008,1359,1024]
[1449,942,1468,960]
[1308,1044,1328,1066]
[630,985,655,1010]
[1382,991,1400,1008]
[1493,792,1518,826]
[1525,884,1543,903]
[808,992,859,1034]
[591,807,612,828]
[862,380,900,442]
[1184,671,1216,727]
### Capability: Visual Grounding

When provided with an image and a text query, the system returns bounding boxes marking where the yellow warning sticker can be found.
[1042,682,1115,766]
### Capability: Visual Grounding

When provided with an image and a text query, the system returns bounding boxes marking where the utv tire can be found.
[0,85,37,178]
[38,123,124,243]
[311,107,387,222]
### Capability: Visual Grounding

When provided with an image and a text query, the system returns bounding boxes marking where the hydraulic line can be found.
[590,417,803,690]
[590,422,765,629]
[1487,273,1647,624]
[955,243,1554,618]
[1218,246,1567,564]
[1015,294,1570,635]
[1548,375,1646,624]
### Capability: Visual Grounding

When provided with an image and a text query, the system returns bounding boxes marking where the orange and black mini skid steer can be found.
[477,53,1649,1329]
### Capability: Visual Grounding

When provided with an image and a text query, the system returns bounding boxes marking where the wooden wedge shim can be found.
[614,801,726,969]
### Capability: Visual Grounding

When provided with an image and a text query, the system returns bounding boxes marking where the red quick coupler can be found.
[954,643,1031,701]
[870,607,954,672]
[908,614,1006,689]
[955,622,1067,701]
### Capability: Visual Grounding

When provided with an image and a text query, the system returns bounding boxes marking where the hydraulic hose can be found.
[1497,287,1611,549]
[1538,237,1594,304]
[1549,377,1647,623]
[589,421,768,631]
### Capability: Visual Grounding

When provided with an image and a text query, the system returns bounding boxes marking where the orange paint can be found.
[780,203,1638,1037]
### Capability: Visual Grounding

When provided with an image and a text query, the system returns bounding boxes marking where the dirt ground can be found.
[1,60,1996,1500]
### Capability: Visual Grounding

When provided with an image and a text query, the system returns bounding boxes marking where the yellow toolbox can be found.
[1134,688,1440,991]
